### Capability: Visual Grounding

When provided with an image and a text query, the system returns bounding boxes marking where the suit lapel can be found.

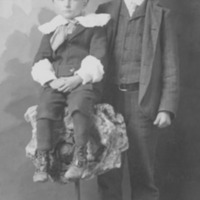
[109,0,122,21]
[142,0,163,55]
[150,4,163,51]
[139,0,163,103]
[131,0,146,20]
[108,0,122,53]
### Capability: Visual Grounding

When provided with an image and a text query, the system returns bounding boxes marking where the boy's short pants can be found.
[36,83,100,121]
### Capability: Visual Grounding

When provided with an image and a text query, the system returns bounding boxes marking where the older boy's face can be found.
[53,0,87,19]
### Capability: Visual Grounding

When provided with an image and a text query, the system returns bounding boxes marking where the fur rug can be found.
[25,103,128,183]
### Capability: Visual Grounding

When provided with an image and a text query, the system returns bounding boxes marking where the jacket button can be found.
[70,68,75,73]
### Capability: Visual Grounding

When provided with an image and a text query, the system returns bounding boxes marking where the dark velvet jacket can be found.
[34,24,107,78]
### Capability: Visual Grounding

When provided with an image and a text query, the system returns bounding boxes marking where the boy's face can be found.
[53,0,88,19]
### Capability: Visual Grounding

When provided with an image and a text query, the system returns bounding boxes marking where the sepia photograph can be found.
[0,0,199,200]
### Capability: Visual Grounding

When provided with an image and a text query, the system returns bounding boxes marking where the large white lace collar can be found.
[38,13,110,34]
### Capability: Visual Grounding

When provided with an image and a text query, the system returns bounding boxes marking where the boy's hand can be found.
[56,75,83,93]
[153,111,171,128]
[49,79,66,90]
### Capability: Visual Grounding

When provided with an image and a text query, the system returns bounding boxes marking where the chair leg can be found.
[74,180,81,200]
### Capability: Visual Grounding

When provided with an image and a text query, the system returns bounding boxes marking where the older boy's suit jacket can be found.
[97,0,179,119]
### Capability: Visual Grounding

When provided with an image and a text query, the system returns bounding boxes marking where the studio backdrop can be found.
[1,0,200,200]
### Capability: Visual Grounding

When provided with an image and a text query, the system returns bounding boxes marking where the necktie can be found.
[124,0,144,17]
[129,1,137,16]
[50,20,78,51]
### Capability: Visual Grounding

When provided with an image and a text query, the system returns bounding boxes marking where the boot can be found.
[64,145,87,180]
[87,143,106,162]
[33,150,49,182]
[93,144,106,162]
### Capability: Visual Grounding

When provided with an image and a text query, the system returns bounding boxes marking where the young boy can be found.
[31,0,110,182]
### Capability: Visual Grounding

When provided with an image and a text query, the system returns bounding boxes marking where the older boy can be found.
[96,0,179,200]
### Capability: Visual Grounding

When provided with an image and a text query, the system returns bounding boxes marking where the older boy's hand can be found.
[57,75,83,93]
[153,111,171,128]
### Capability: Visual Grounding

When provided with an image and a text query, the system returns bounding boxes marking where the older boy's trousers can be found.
[98,86,159,200]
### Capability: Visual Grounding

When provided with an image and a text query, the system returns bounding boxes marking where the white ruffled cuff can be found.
[75,55,104,85]
[31,59,57,86]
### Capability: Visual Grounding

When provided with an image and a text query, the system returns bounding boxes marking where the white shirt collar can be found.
[124,0,145,17]
[38,13,110,35]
